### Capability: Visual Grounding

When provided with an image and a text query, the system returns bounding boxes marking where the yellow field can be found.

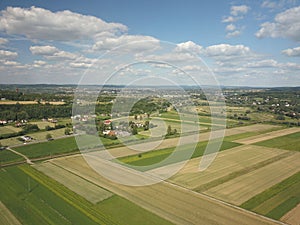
[281,203,300,225]
[34,162,113,204]
[205,152,300,205]
[166,145,287,189]
[0,201,21,225]
[235,127,300,145]
[47,155,279,225]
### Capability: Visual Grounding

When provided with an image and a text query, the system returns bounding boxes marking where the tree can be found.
[144,120,150,130]
[64,128,71,135]
[167,125,172,136]
[131,126,138,135]
[46,133,53,140]
[134,115,138,120]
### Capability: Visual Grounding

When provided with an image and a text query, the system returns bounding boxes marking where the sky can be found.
[0,0,299,86]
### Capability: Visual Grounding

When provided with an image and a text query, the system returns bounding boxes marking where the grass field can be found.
[11,134,122,159]
[168,145,287,190]
[0,201,21,225]
[30,121,55,129]
[241,171,300,221]
[34,161,174,225]
[12,136,79,159]
[0,149,24,164]
[0,126,21,135]
[255,131,300,151]
[118,141,240,170]
[0,166,111,225]
[0,100,65,105]
[205,152,300,205]
[34,162,113,204]
[223,126,284,142]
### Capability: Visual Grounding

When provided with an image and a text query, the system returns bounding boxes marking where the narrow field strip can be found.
[34,162,113,204]
[235,127,300,145]
[204,152,300,205]
[0,201,22,225]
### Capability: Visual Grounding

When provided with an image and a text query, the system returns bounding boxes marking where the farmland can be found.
[0,165,172,225]
[255,131,300,151]
[46,155,278,225]
[167,145,288,190]
[204,152,300,205]
[0,201,21,225]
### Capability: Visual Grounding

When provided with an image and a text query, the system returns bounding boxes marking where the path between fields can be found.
[7,148,33,165]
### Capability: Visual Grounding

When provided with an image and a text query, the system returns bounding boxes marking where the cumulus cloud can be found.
[282,46,300,56]
[226,24,236,31]
[245,59,279,68]
[226,30,241,38]
[30,45,59,55]
[222,16,239,23]
[205,44,250,56]
[0,49,18,59]
[175,41,203,54]
[230,5,250,16]
[0,6,127,41]
[92,35,159,52]
[30,45,77,60]
[256,6,300,41]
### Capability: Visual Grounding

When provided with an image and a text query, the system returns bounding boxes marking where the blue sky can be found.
[0,0,299,86]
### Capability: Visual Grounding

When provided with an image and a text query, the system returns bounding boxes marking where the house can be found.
[104,120,112,125]
[20,136,33,142]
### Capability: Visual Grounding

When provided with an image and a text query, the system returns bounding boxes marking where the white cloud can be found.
[205,44,250,56]
[30,45,77,60]
[30,45,59,55]
[0,38,8,45]
[256,6,300,41]
[226,24,236,31]
[92,35,159,52]
[0,49,18,59]
[175,41,203,54]
[226,30,241,38]
[222,16,239,23]
[261,1,278,9]
[245,59,278,68]
[230,5,250,16]
[0,6,127,41]
[282,46,300,56]
[3,60,20,66]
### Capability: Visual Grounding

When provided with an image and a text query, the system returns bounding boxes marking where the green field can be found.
[12,136,79,159]
[0,166,108,225]
[255,132,300,151]
[118,140,240,170]
[11,135,122,159]
[241,171,300,220]
[0,149,24,164]
[0,165,173,225]
[224,126,284,142]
